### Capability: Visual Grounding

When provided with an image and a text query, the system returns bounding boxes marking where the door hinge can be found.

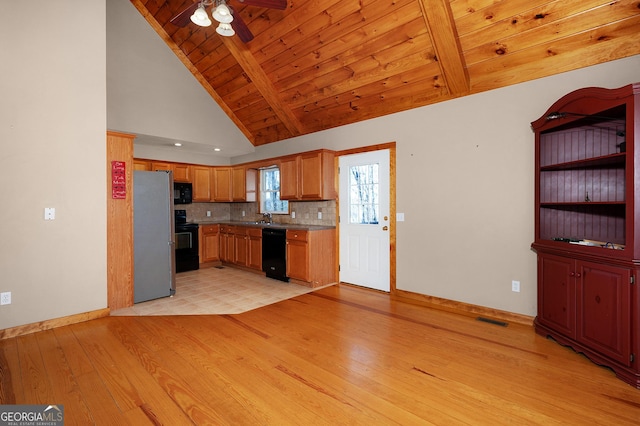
[338,265,341,271]
[631,353,635,363]
[631,276,635,284]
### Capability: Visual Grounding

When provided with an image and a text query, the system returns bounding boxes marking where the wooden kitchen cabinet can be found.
[212,167,232,202]
[247,227,262,271]
[133,159,151,171]
[192,166,211,202]
[531,83,640,388]
[149,161,191,182]
[219,225,235,263]
[233,227,249,266]
[151,161,171,172]
[232,166,247,202]
[286,228,336,286]
[173,163,192,183]
[200,224,220,263]
[280,150,336,200]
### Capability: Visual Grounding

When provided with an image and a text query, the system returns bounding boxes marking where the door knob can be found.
[382,226,388,231]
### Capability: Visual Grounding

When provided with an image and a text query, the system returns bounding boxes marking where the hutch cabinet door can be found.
[576,261,632,366]
[537,253,576,338]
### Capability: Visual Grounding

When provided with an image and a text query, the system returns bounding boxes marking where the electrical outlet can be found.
[512,280,521,293]
[291,211,295,219]
[206,211,211,217]
[317,211,322,220]
[1,292,11,305]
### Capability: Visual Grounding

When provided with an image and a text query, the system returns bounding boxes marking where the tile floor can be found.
[111,265,332,316]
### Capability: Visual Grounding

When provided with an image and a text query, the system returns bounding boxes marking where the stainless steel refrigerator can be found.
[133,170,176,303]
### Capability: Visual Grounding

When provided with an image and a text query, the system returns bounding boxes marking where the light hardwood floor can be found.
[1,284,639,425]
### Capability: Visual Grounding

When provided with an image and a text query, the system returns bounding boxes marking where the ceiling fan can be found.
[170,0,287,43]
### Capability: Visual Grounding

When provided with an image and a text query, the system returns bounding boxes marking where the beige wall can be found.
[0,1,107,329]
[233,55,640,316]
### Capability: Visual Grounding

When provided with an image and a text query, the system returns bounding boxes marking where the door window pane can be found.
[349,163,379,224]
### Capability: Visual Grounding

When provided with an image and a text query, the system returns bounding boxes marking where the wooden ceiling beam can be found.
[221,36,305,138]
[418,0,469,97]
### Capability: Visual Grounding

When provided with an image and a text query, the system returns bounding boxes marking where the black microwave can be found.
[174,182,192,204]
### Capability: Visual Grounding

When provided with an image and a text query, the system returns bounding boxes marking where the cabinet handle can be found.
[570,272,575,277]
[576,273,581,278]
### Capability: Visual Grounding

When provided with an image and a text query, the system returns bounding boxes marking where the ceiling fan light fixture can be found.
[213,3,233,24]
[190,5,212,27]
[216,22,235,37]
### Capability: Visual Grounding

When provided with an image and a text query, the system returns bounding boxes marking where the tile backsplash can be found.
[183,200,336,227]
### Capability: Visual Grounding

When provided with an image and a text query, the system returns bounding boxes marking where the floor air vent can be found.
[476,317,508,327]
[214,265,224,269]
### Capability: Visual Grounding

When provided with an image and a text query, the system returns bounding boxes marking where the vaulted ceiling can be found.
[131,0,640,146]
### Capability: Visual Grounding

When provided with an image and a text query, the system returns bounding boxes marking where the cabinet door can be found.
[173,164,192,182]
[219,227,234,263]
[133,160,151,171]
[213,167,232,202]
[538,253,575,338]
[192,166,211,202]
[279,156,299,200]
[576,261,631,366]
[234,230,248,266]
[232,166,247,201]
[286,230,309,281]
[151,162,171,172]
[299,152,323,199]
[202,226,220,263]
[248,233,262,270]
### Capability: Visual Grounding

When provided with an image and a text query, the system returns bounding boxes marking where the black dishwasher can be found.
[262,228,289,282]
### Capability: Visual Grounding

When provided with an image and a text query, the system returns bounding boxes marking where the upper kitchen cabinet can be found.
[172,163,192,183]
[133,159,151,171]
[531,82,640,388]
[209,166,257,203]
[232,166,257,202]
[280,150,336,201]
[211,167,232,202]
[192,166,211,202]
[150,161,191,183]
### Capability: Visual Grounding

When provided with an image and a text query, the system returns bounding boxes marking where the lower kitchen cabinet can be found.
[535,252,634,376]
[233,227,249,266]
[199,224,220,263]
[219,225,235,263]
[247,228,262,271]
[286,229,336,286]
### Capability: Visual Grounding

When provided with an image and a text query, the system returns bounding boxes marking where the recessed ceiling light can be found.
[174,143,182,147]
[214,148,221,152]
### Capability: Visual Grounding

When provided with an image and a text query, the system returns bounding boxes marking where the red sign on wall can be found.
[111,161,126,199]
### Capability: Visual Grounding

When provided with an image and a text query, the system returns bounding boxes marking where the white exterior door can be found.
[339,149,390,292]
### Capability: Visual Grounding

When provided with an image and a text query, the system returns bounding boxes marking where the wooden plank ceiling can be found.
[131,0,640,146]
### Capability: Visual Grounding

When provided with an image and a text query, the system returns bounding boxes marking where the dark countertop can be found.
[192,220,335,231]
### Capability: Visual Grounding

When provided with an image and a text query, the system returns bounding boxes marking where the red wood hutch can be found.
[531,83,640,388]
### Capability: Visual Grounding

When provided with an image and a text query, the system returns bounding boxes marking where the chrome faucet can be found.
[262,212,272,224]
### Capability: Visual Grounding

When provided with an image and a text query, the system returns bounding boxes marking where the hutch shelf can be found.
[531,83,640,388]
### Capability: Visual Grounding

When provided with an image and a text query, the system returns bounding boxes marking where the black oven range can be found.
[174,209,199,272]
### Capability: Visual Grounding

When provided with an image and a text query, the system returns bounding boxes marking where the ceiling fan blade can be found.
[170,2,200,27]
[230,12,254,42]
[237,0,287,10]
